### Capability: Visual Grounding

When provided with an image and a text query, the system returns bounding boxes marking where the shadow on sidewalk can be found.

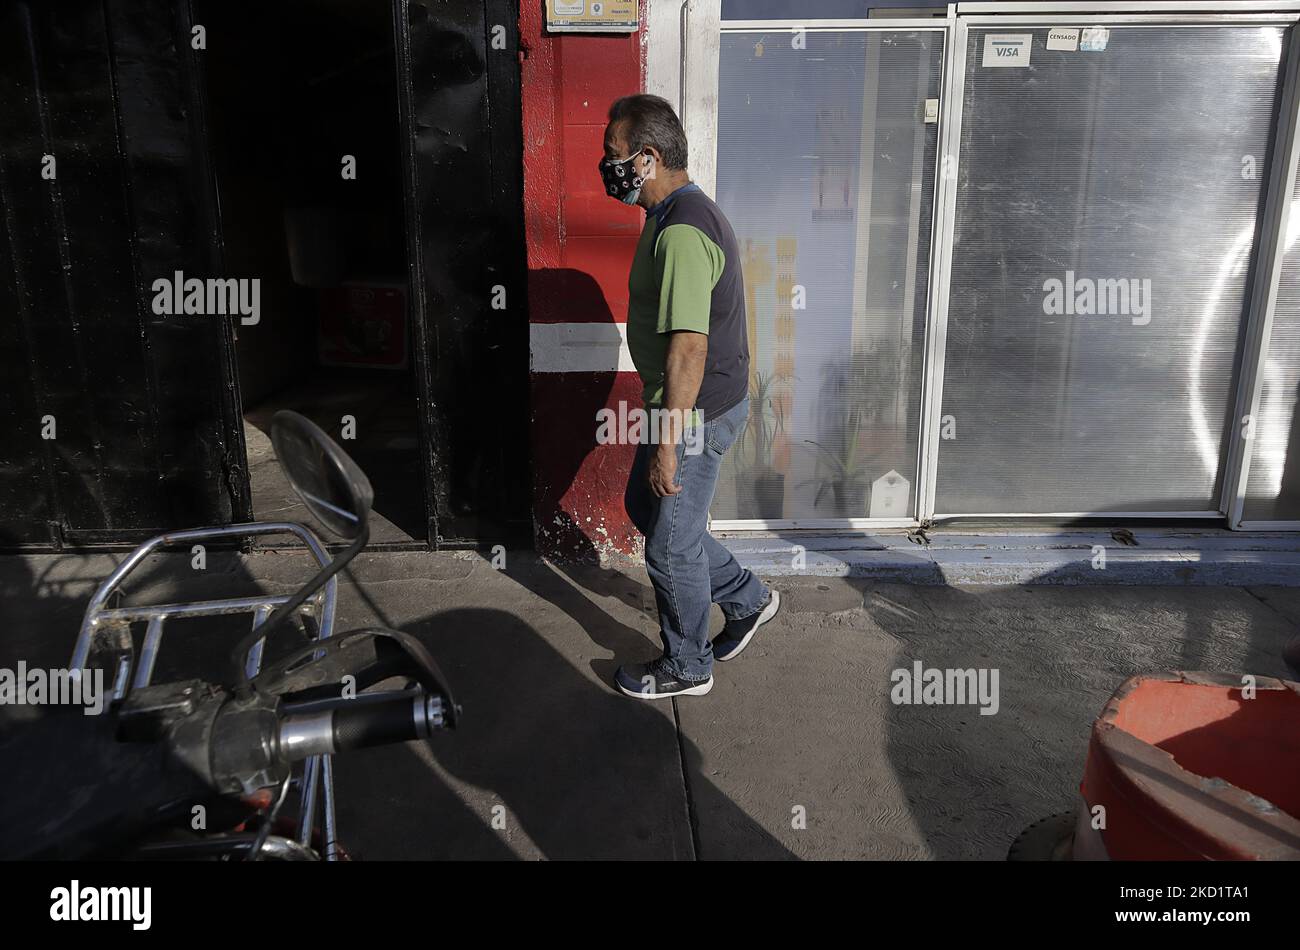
[334,559,796,859]
[499,555,798,860]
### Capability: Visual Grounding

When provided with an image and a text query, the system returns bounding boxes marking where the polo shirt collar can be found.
[647,182,700,228]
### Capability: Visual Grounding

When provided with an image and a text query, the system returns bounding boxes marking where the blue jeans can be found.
[624,398,768,681]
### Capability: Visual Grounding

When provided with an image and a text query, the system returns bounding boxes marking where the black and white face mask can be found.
[598,151,651,205]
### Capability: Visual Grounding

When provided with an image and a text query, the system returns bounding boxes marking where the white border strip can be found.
[530,322,634,373]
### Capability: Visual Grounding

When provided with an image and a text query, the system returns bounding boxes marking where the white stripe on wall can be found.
[530,321,635,373]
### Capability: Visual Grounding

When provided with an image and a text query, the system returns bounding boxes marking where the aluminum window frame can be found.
[691,2,1300,531]
[918,8,965,522]
[960,13,1300,24]
[719,19,949,29]
[1225,19,1300,527]
[931,8,1300,523]
[709,16,954,530]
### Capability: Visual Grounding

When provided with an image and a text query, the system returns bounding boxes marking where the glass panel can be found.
[1244,168,1300,521]
[712,28,944,521]
[936,26,1286,514]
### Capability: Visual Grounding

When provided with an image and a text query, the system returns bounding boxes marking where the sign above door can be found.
[546,0,639,33]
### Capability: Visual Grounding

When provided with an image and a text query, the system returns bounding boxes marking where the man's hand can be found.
[648,330,707,498]
[648,443,681,497]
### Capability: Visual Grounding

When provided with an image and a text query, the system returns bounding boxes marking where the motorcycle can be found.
[0,410,459,860]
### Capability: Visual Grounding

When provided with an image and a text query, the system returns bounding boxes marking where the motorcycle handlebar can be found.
[277,689,448,761]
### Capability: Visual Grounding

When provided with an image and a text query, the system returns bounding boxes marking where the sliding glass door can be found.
[704,9,1300,528]
[935,23,1289,515]
[711,24,945,525]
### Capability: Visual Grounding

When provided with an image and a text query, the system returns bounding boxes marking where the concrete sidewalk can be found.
[2,548,1297,859]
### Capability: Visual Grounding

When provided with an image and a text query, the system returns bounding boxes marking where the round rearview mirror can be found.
[270,410,373,540]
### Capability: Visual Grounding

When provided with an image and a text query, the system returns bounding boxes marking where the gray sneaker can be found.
[713,589,781,662]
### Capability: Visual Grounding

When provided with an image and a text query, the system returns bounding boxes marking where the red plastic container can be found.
[1078,672,1300,860]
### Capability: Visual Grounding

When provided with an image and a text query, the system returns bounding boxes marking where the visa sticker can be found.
[982,33,1032,67]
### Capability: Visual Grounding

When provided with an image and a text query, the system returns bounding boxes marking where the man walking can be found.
[599,94,781,699]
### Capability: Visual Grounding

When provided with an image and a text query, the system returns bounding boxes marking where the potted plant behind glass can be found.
[804,403,870,514]
[800,347,893,517]
[733,371,788,520]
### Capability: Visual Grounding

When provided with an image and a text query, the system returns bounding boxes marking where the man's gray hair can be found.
[608,94,689,171]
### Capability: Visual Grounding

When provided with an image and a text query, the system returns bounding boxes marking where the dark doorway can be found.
[198,0,427,544]
[0,0,245,549]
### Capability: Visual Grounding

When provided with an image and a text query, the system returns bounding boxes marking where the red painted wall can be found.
[520,2,646,560]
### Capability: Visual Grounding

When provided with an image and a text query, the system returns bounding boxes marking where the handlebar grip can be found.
[278,690,446,761]
[333,695,422,751]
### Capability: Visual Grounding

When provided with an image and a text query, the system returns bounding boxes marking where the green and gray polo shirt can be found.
[626,183,750,422]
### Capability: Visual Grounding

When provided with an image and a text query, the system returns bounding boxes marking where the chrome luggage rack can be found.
[69,521,342,860]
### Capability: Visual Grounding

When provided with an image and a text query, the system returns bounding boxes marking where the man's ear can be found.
[640,147,661,179]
